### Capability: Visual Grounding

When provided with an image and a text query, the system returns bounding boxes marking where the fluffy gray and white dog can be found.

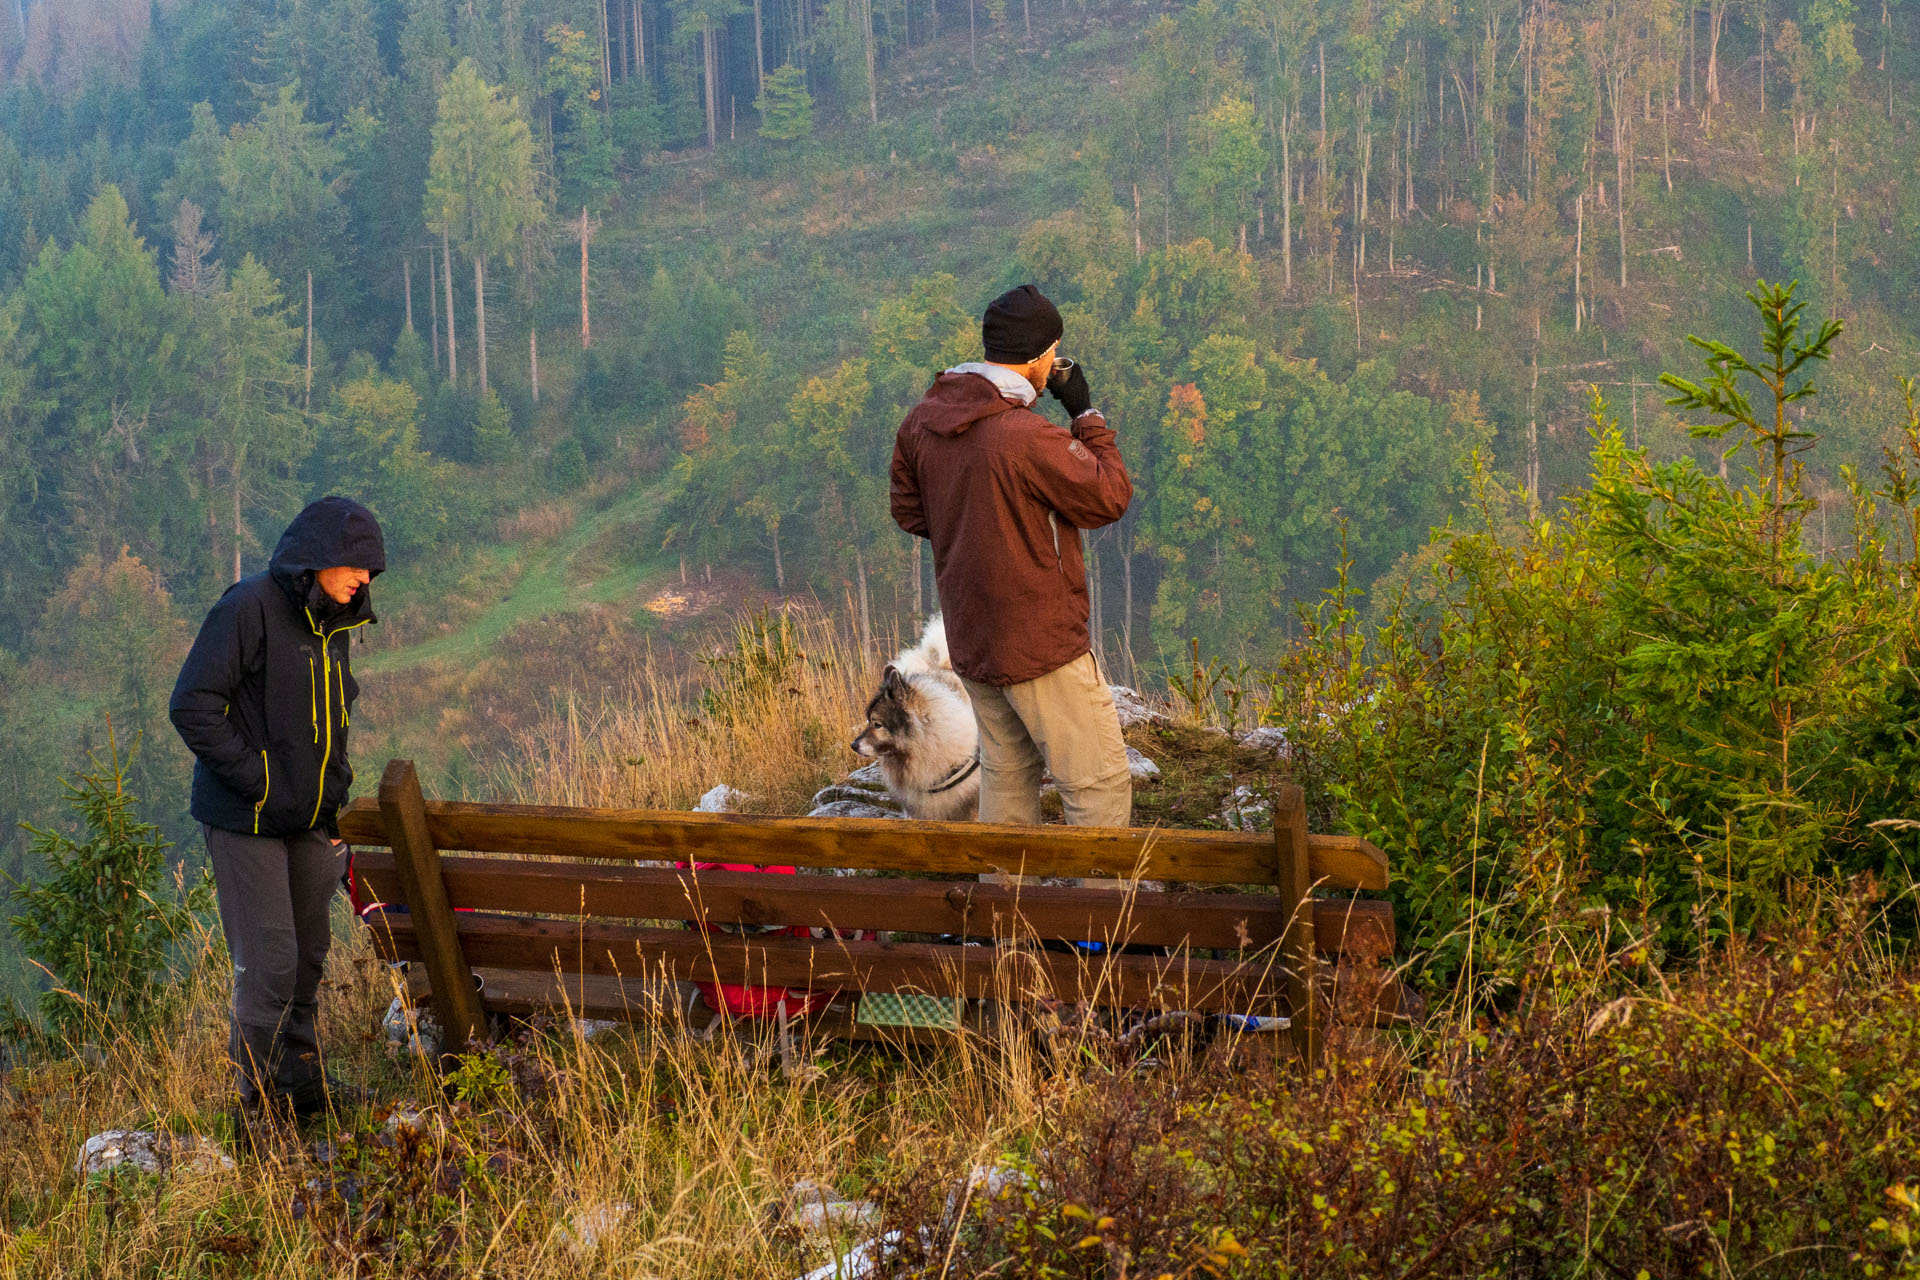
[850,615,981,821]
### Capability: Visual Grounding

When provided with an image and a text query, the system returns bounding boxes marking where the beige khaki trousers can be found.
[961,652,1132,829]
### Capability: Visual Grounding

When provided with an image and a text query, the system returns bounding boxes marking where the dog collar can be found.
[927,753,982,795]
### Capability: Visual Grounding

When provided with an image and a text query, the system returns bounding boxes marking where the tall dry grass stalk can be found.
[2,886,1264,1278]
[495,607,886,816]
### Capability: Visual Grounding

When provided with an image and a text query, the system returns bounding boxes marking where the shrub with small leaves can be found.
[5,728,210,1039]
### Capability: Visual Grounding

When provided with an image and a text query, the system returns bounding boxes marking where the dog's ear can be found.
[881,664,904,696]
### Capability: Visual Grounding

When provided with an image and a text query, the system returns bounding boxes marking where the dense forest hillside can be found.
[1,0,1918,907]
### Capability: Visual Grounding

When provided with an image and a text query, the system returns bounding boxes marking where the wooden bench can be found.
[341,759,1405,1066]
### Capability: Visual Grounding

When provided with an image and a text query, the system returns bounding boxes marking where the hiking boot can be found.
[229,1095,293,1157]
[289,1075,370,1119]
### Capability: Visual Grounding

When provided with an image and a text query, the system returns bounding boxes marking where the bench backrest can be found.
[340,760,1391,1063]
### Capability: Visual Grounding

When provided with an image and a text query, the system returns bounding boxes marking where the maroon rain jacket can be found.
[890,367,1132,686]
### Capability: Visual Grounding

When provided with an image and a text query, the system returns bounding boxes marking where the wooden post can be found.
[379,759,485,1059]
[1273,784,1321,1066]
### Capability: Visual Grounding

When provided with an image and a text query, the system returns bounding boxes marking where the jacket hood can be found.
[269,496,386,619]
[906,366,1037,438]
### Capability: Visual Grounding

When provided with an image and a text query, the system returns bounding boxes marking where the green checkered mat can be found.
[854,992,964,1029]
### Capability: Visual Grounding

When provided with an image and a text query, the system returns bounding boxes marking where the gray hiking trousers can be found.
[203,824,346,1106]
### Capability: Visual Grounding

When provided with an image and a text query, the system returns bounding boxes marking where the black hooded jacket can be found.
[170,497,386,838]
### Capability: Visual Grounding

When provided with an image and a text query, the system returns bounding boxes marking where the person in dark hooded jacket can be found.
[170,496,385,1121]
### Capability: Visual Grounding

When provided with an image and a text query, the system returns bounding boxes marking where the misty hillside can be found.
[1,0,1919,921]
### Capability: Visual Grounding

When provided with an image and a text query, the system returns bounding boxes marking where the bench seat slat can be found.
[338,799,1389,891]
[411,968,991,1045]
[353,852,1394,958]
[367,909,1289,1014]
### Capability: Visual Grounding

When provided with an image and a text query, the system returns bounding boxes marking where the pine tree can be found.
[754,63,813,140]
[426,59,542,398]
[7,728,210,1038]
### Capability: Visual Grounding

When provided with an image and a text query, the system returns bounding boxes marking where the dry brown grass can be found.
[494,606,889,816]
[0,606,1268,1279]
[495,502,579,545]
[0,909,1093,1279]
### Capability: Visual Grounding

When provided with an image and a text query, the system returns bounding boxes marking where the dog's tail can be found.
[892,613,952,677]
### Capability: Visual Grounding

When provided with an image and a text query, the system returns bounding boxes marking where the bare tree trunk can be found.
[598,0,614,100]
[403,255,414,331]
[1280,104,1293,288]
[580,206,592,348]
[1087,530,1104,670]
[703,15,718,147]
[1352,242,1362,352]
[635,0,646,76]
[968,0,975,73]
[1661,62,1674,190]
[443,230,458,385]
[1612,74,1628,288]
[1133,182,1143,260]
[854,544,873,655]
[1706,0,1726,111]
[1527,335,1541,508]
[1831,138,1841,307]
[1121,523,1135,686]
[474,253,489,397]
[752,0,765,90]
[863,0,878,123]
[304,270,314,411]
[1574,191,1584,331]
[233,466,243,584]
[429,247,441,371]
[530,327,540,403]
[1318,43,1329,292]
[1023,0,1030,38]
[773,522,785,591]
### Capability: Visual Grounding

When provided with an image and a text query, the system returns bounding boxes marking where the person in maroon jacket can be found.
[890,284,1134,828]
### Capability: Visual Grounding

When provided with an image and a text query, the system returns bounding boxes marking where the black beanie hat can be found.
[982,284,1064,363]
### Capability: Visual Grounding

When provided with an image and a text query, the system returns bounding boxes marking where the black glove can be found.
[1048,361,1093,418]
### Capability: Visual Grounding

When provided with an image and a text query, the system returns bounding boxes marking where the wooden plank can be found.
[410,967,990,1046]
[369,910,1286,1014]
[1274,785,1321,1066]
[404,964,1417,1037]
[353,851,1396,958]
[378,761,485,1056]
[339,794,1389,890]
[1312,897,1394,961]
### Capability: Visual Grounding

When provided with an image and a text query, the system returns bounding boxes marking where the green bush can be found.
[5,729,210,1039]
[882,913,1920,1278]
[1262,284,1920,985]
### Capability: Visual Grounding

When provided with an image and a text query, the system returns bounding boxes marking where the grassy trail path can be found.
[360,478,671,678]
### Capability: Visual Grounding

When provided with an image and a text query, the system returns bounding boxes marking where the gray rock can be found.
[556,1201,633,1254]
[1126,747,1160,780]
[809,800,906,821]
[571,1017,622,1041]
[810,783,895,810]
[846,763,887,787]
[77,1130,234,1179]
[383,996,444,1058]
[695,784,753,813]
[794,1232,905,1280]
[785,1179,883,1232]
[1213,784,1271,832]
[1237,726,1292,759]
[1109,685,1164,729]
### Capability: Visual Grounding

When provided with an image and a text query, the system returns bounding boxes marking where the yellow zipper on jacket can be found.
[308,656,318,742]
[254,751,270,834]
[306,608,373,830]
